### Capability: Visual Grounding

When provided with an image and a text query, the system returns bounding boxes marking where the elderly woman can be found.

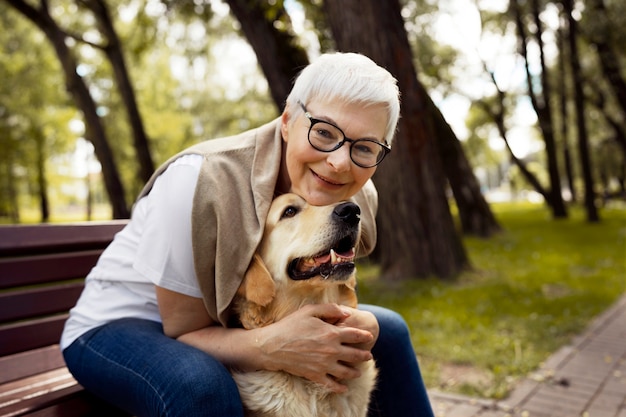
[62,52,434,417]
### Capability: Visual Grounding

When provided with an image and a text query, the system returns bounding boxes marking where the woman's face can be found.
[280,99,388,206]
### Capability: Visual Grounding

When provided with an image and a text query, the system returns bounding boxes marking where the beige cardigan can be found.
[138,118,378,326]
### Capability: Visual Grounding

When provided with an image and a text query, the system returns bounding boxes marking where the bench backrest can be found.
[0,222,127,362]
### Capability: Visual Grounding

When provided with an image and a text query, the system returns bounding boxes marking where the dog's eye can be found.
[281,206,299,219]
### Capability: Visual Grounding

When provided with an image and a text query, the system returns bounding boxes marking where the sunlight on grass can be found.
[4,204,113,224]
[357,204,626,399]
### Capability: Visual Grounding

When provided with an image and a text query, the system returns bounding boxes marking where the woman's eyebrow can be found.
[310,109,385,143]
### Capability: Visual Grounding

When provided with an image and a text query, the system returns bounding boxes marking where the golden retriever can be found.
[231,193,377,417]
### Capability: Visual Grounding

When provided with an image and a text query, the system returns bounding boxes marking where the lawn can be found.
[357,202,626,399]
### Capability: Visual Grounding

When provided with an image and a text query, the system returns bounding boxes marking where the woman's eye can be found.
[281,206,298,219]
[316,128,334,139]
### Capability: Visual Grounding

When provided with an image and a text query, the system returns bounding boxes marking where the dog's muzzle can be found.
[288,202,361,281]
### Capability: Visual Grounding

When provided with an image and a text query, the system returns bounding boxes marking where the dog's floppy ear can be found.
[339,277,359,308]
[237,254,276,307]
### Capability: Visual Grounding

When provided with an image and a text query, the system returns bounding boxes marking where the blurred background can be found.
[1,0,624,400]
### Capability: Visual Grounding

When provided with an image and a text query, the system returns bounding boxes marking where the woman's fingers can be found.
[255,303,375,391]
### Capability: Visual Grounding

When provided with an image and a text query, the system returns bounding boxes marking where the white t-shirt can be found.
[60,154,204,350]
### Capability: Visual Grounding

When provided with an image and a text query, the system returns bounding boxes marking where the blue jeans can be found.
[63,305,434,417]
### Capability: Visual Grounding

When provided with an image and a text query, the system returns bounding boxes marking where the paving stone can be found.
[473,408,510,417]
[541,346,575,370]
[445,402,484,417]
[602,372,626,394]
[584,402,621,417]
[531,390,590,409]
[499,379,540,410]
[587,391,625,410]
[523,394,585,412]
[426,294,626,417]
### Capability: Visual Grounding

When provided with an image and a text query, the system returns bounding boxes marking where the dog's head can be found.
[234,193,361,329]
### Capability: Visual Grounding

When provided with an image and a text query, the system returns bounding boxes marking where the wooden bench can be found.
[0,221,131,417]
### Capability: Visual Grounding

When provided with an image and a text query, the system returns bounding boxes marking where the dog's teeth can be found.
[330,249,338,264]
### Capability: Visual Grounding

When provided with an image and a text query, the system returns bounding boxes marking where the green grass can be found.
[1,204,113,224]
[357,203,626,399]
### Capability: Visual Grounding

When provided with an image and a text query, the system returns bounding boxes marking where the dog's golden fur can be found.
[231,193,377,417]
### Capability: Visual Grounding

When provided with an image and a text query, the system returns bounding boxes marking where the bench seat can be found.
[0,222,130,417]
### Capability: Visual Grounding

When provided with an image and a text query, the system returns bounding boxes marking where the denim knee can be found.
[63,319,244,417]
[360,304,412,351]
[161,348,244,417]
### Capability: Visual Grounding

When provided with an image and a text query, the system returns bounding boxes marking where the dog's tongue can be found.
[314,252,332,265]
[299,249,355,272]
[315,248,355,266]
[290,248,357,280]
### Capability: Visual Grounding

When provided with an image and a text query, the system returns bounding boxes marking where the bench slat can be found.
[0,346,66,385]
[0,221,126,256]
[0,315,67,357]
[0,367,77,406]
[0,283,84,323]
[0,252,101,289]
[16,390,130,417]
[0,221,130,417]
[0,367,129,417]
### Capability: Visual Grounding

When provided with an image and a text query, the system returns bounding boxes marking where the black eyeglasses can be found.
[299,102,391,168]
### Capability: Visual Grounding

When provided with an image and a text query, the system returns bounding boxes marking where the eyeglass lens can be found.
[308,121,386,167]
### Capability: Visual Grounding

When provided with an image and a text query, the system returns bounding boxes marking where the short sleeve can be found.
[133,154,204,298]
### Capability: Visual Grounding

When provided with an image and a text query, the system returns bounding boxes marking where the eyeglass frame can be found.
[298,101,391,168]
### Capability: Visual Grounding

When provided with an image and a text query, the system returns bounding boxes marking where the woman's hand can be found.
[157,286,377,393]
[255,303,377,393]
[333,305,379,352]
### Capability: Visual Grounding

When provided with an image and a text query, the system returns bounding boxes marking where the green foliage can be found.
[1,0,277,220]
[357,203,626,398]
[0,4,78,220]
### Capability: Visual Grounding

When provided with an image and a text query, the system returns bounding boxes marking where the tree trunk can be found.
[477,68,550,201]
[224,0,309,112]
[585,0,626,117]
[529,0,567,217]
[431,100,501,237]
[513,0,567,218]
[324,0,468,279]
[81,0,155,185]
[584,82,626,155]
[34,129,49,222]
[563,0,599,222]
[556,18,577,202]
[5,165,20,223]
[6,0,130,219]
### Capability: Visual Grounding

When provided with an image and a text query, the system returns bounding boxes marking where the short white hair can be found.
[285,52,400,146]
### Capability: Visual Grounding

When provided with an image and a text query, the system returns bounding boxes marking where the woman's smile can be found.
[280,99,387,206]
[311,169,345,187]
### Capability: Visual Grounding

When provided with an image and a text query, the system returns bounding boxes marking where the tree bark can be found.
[324,0,468,279]
[6,0,130,218]
[477,68,550,201]
[34,128,49,222]
[224,0,309,112]
[556,17,577,202]
[513,0,567,218]
[81,0,155,184]
[585,0,626,118]
[563,0,599,222]
[431,100,501,237]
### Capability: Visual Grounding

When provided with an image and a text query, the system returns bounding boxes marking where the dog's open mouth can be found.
[288,235,356,280]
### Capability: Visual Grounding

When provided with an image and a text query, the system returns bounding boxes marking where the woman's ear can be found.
[280,110,290,142]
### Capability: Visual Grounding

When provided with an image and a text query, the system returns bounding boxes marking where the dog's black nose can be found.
[333,202,361,227]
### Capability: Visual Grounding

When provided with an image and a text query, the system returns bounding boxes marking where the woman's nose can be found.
[326,143,352,172]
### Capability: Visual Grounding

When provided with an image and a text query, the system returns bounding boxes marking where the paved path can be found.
[427,294,626,417]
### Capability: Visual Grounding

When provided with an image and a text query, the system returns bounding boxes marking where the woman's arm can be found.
[156,286,377,393]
